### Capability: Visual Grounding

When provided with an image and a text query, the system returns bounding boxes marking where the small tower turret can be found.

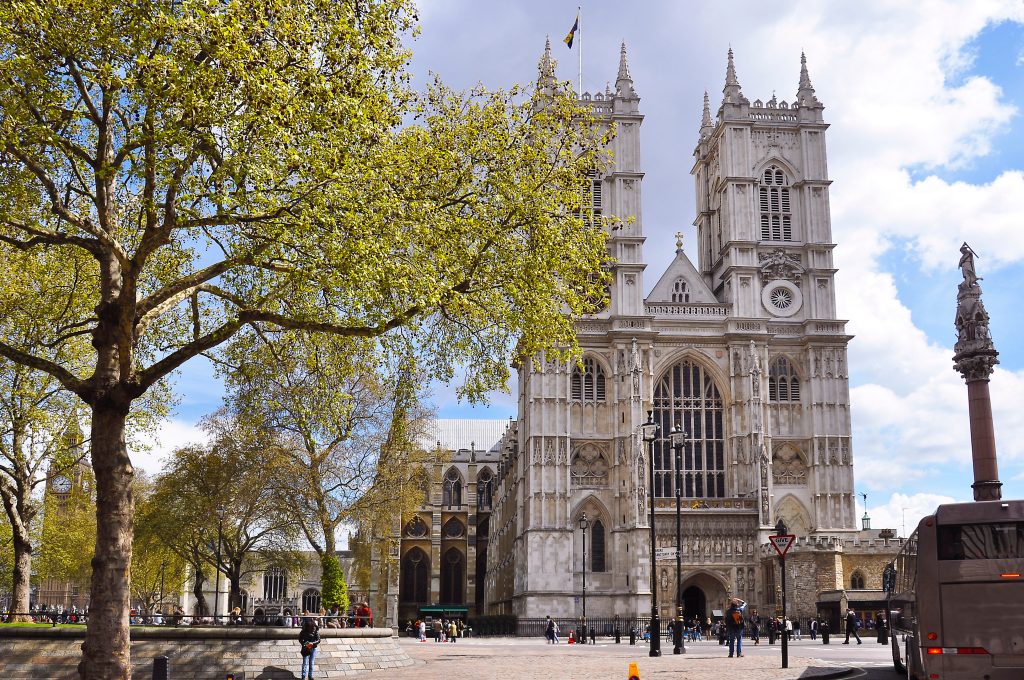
[699,90,714,141]
[538,36,555,90]
[722,47,748,105]
[615,42,637,99]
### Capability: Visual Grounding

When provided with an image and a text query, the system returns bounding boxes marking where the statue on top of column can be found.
[953,242,998,383]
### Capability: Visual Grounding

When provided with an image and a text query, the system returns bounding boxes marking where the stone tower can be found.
[484,46,861,625]
[691,49,857,538]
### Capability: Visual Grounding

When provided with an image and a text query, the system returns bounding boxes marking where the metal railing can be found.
[2,612,360,628]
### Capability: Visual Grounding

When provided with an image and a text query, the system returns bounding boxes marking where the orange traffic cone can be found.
[628,662,640,680]
[568,631,575,644]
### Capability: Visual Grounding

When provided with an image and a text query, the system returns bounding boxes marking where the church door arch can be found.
[682,585,707,621]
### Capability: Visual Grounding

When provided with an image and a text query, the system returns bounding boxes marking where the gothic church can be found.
[479,43,865,623]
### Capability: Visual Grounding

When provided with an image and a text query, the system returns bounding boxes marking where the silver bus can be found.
[886,499,1024,680]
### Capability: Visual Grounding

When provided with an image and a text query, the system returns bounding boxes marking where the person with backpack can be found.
[298,618,320,680]
[725,597,747,658]
[843,608,862,644]
[748,608,761,645]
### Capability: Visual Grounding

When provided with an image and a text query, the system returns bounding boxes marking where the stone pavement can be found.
[370,637,854,680]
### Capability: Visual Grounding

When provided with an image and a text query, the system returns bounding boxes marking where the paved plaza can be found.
[371,637,870,680]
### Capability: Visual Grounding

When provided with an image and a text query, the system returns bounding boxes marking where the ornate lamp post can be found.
[640,411,661,657]
[580,511,588,644]
[669,423,687,655]
[214,504,226,625]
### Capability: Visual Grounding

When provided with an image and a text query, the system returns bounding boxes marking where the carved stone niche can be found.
[772,443,808,485]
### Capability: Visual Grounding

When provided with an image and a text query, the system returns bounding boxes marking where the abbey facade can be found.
[393,43,900,631]
[479,44,870,624]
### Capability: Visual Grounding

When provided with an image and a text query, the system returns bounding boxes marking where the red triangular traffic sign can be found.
[769,534,796,557]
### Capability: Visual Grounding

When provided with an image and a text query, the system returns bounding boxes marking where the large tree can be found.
[0,1,610,675]
[147,412,301,617]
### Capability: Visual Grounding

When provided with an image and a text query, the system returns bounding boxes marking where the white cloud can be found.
[129,419,207,476]
[856,491,965,539]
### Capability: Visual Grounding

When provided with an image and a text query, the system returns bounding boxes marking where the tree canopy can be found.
[0,0,611,675]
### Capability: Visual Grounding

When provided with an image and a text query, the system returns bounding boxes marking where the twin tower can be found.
[482,44,856,624]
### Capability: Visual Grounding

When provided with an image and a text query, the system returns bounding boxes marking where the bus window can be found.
[937,522,1024,560]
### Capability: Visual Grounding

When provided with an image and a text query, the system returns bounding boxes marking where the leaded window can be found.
[591,519,606,572]
[769,356,801,402]
[759,165,793,241]
[263,567,287,600]
[850,571,866,590]
[477,469,493,511]
[652,360,726,498]
[440,547,465,604]
[442,468,463,507]
[400,547,430,603]
[671,278,690,303]
[571,357,606,402]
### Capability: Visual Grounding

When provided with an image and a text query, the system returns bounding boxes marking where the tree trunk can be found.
[79,404,133,680]
[9,531,33,622]
[229,573,242,611]
[192,568,208,616]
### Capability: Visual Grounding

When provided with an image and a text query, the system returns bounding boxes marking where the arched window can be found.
[302,588,321,613]
[769,356,801,402]
[442,517,465,539]
[400,547,430,603]
[759,165,793,241]
[404,516,428,538]
[652,359,726,498]
[591,519,606,572]
[571,357,606,403]
[477,469,494,511]
[671,278,690,303]
[263,567,287,600]
[440,547,465,604]
[850,571,866,590]
[442,468,463,507]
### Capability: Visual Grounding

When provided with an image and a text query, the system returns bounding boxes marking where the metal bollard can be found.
[152,655,170,680]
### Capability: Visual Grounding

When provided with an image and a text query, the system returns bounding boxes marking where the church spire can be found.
[616,41,637,98]
[538,36,555,88]
[796,51,820,107]
[722,47,747,105]
[699,90,714,140]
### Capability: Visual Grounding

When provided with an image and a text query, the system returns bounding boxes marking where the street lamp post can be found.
[580,511,588,644]
[669,423,687,655]
[640,411,661,657]
[214,504,226,625]
[159,560,166,613]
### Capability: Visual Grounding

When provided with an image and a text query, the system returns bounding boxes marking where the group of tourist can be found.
[407,617,467,642]
[12,603,88,624]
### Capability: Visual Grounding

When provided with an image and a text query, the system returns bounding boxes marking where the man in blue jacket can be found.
[725,597,747,658]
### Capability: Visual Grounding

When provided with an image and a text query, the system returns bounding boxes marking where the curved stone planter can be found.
[0,625,412,679]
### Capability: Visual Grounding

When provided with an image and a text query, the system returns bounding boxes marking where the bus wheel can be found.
[891,633,906,675]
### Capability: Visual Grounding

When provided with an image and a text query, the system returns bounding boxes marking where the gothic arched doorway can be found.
[682,586,707,620]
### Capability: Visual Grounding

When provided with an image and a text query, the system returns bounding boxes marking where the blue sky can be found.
[144,1,1024,536]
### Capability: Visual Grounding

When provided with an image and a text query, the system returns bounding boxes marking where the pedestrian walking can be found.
[298,618,320,680]
[843,608,862,644]
[725,597,747,658]
[809,617,818,640]
[749,609,761,645]
[785,616,793,640]
[545,615,559,643]
[794,618,801,640]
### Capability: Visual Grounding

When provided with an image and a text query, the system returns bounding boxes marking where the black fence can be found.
[470,616,674,639]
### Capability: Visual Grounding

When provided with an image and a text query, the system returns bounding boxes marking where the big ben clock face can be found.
[52,475,72,493]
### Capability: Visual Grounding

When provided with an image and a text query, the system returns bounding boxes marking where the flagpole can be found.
[578,5,583,96]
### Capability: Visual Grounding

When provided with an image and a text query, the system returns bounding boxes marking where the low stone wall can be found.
[0,626,413,679]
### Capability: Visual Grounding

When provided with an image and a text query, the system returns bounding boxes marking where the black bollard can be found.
[590,627,596,644]
[629,627,636,645]
[152,656,170,680]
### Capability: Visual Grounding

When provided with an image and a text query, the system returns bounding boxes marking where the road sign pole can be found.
[780,552,788,669]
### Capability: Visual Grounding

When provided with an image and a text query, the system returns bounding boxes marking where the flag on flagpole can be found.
[563,14,579,49]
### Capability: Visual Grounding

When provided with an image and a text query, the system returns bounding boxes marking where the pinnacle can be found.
[617,41,631,82]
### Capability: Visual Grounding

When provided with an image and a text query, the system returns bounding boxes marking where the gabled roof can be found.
[646,245,717,304]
